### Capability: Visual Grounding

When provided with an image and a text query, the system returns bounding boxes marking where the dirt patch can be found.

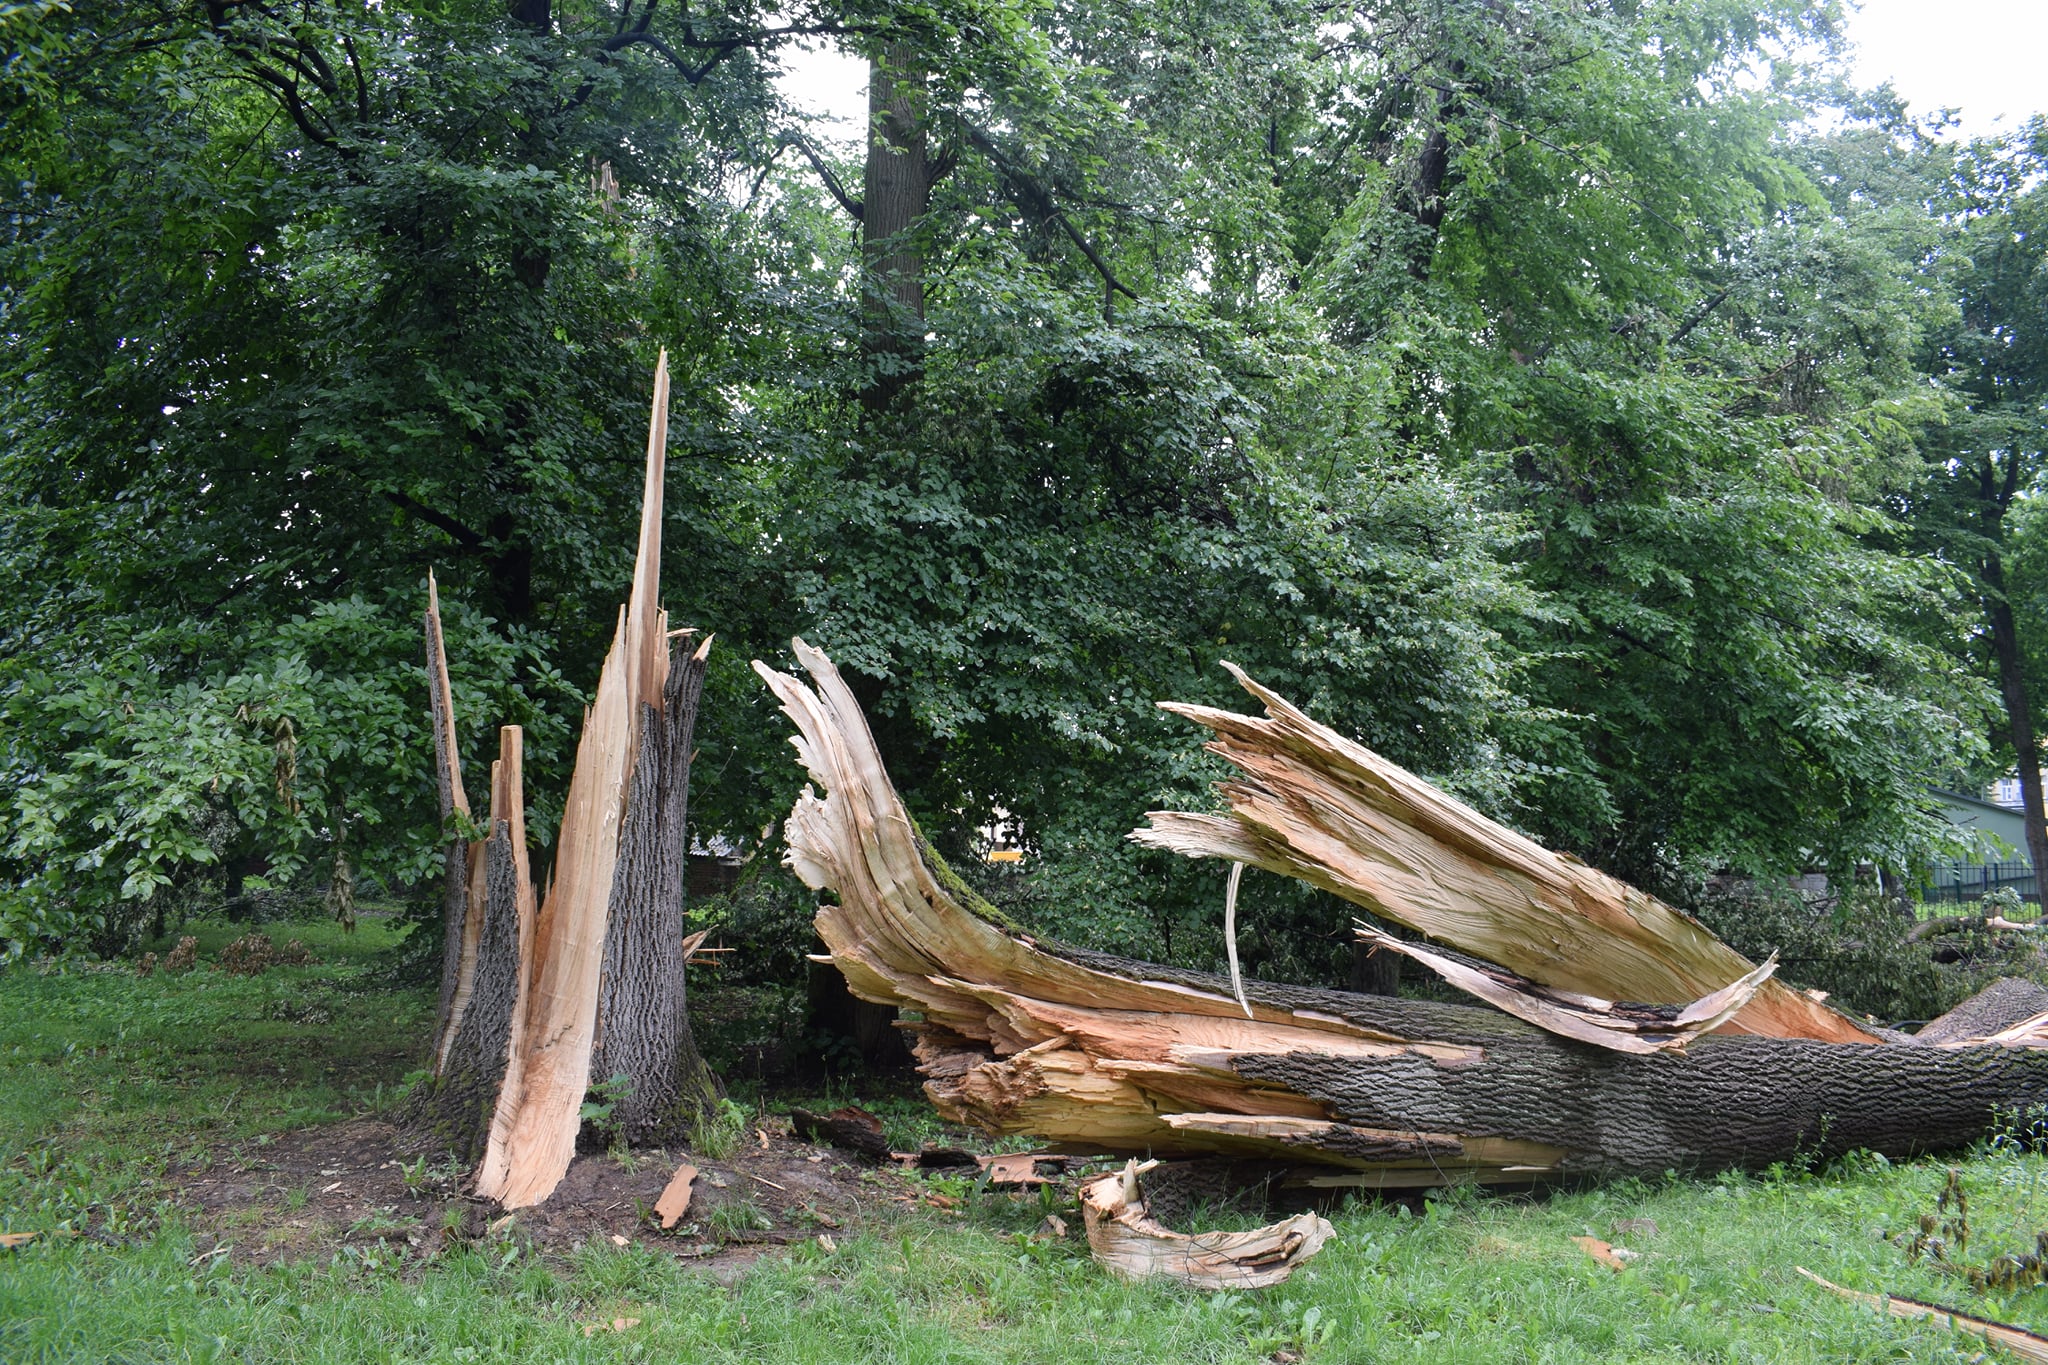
[169,1115,935,1271]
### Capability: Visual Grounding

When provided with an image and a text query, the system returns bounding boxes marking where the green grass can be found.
[9,920,2048,1362]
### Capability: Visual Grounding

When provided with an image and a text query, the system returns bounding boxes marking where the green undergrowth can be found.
[11,918,2048,1361]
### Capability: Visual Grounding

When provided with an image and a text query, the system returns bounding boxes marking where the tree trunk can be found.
[1985,567,2048,898]
[476,357,679,1209]
[1347,922,1401,996]
[756,641,2048,1189]
[408,728,535,1160]
[860,43,931,412]
[424,570,477,1069]
[406,356,727,1205]
[588,638,722,1145]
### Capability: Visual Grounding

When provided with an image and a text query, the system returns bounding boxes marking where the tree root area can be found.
[166,1116,920,1274]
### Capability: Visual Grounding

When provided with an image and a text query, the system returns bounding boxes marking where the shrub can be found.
[1692,884,2046,1023]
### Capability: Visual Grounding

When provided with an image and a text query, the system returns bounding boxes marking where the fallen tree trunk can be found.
[756,642,2048,1184]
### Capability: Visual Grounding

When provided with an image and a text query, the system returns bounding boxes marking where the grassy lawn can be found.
[7,919,2048,1362]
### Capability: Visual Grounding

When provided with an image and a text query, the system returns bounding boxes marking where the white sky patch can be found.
[776,41,866,152]
[1847,0,2047,137]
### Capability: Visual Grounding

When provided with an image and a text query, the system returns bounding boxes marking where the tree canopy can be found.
[3,0,2042,974]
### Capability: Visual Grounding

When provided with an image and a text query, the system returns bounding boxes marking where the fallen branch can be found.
[1796,1267,2048,1363]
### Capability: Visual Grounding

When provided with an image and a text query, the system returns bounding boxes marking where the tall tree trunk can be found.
[860,43,931,412]
[1980,454,2048,900]
[1985,569,2048,895]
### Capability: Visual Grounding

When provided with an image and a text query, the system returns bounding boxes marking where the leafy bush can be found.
[1693,885,2046,1023]
[0,594,574,961]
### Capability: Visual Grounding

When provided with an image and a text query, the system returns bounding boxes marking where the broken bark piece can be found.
[980,1152,1066,1186]
[654,1163,698,1228]
[1796,1267,2048,1362]
[755,642,2048,1182]
[1352,923,1775,1054]
[789,1106,893,1162]
[1131,663,1880,1044]
[908,1147,980,1169]
[1079,1160,1332,1290]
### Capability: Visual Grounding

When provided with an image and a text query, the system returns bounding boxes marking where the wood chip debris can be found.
[1079,1160,1333,1290]
[1572,1235,1634,1271]
[654,1163,699,1229]
[582,1317,642,1337]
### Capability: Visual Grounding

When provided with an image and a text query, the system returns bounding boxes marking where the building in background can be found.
[1926,788,2035,905]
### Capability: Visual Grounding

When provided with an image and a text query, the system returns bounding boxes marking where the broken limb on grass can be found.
[756,642,2048,1186]
[1795,1267,2048,1363]
[1132,663,1879,1045]
[1080,1160,1334,1289]
[407,354,720,1207]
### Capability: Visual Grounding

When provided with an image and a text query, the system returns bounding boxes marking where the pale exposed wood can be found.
[478,353,674,1209]
[1796,1267,2048,1363]
[1351,923,1776,1054]
[758,641,2048,1183]
[655,1163,698,1228]
[1131,663,1882,1044]
[1079,1160,1334,1289]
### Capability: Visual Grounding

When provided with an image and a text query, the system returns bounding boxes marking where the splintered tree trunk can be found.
[406,354,724,1205]
[755,642,2048,1187]
[589,636,720,1145]
[476,355,677,1208]
[425,569,475,1065]
[410,727,535,1160]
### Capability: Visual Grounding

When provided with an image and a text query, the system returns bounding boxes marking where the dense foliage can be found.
[2,0,2043,977]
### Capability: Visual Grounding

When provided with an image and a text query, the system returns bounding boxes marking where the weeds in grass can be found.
[706,1198,772,1237]
[692,1097,750,1161]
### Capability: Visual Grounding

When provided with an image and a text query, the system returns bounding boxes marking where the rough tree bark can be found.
[588,635,721,1145]
[860,43,932,412]
[755,641,2048,1188]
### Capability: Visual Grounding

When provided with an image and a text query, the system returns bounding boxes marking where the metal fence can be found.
[1921,860,2039,907]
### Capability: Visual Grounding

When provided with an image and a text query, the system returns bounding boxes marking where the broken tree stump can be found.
[755,641,2048,1186]
[407,354,722,1204]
